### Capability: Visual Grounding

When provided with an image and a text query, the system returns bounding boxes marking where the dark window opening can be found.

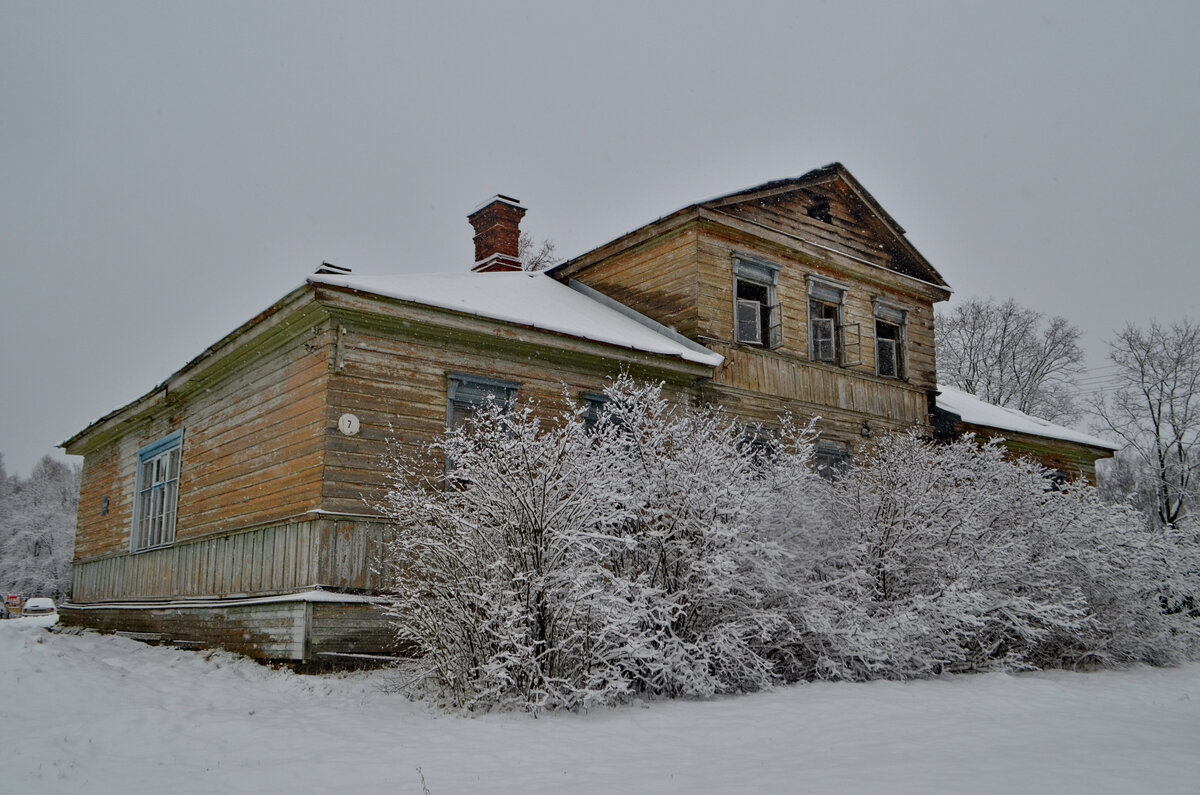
[807,196,832,224]
[735,279,774,346]
[875,319,902,378]
[582,393,626,432]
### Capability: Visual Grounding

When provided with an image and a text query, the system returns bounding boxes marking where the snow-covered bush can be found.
[380,381,1199,711]
[379,377,824,712]
[785,433,1200,680]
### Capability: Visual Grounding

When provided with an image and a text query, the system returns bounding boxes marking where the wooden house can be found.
[60,164,1114,663]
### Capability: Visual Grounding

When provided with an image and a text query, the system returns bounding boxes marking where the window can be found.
[739,424,779,470]
[806,194,832,224]
[733,255,782,348]
[582,393,609,430]
[874,300,908,379]
[813,440,851,480]
[808,277,847,363]
[447,374,518,431]
[132,430,182,551]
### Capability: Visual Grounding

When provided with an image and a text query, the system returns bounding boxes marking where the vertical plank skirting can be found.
[70,517,394,602]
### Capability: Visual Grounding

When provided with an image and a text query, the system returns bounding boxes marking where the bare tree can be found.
[936,297,1085,422]
[518,232,560,271]
[1090,320,1200,529]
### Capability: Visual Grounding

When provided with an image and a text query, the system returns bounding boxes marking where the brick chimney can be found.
[468,195,526,272]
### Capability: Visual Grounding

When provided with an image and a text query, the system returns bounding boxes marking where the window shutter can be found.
[767,303,783,349]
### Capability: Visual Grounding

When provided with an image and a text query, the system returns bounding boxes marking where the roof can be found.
[936,385,1118,451]
[549,162,949,290]
[308,270,724,367]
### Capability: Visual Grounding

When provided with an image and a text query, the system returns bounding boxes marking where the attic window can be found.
[733,255,782,348]
[806,196,832,224]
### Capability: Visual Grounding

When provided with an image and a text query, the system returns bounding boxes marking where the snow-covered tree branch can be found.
[379,380,1198,712]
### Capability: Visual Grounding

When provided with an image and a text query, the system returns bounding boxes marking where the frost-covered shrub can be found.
[782,433,1200,680]
[381,381,1200,711]
[380,377,824,712]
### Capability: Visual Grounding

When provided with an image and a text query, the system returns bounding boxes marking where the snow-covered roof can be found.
[936,385,1118,451]
[308,270,724,367]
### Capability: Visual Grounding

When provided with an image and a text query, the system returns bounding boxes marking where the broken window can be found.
[733,255,782,348]
[806,195,832,224]
[132,430,183,552]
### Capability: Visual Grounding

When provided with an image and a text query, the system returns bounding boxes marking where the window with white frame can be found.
[733,255,782,348]
[874,300,908,379]
[132,430,182,551]
[808,277,847,364]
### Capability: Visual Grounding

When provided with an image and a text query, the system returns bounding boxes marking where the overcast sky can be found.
[2,1,1198,475]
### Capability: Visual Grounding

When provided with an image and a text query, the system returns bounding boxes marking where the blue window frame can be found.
[132,430,183,551]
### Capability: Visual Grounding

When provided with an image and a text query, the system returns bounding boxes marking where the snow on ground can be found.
[2,622,1198,795]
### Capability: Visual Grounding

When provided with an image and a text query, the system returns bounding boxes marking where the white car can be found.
[20,597,58,627]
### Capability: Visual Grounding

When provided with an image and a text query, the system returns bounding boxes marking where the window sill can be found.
[130,541,176,555]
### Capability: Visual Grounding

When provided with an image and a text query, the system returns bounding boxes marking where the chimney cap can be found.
[469,194,526,216]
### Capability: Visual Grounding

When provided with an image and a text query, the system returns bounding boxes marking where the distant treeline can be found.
[0,454,79,601]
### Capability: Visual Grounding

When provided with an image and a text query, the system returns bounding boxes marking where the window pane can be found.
[877,338,897,377]
[450,401,477,430]
[736,299,763,344]
[812,317,835,361]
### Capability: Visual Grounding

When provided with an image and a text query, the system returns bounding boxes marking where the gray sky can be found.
[2,1,1198,476]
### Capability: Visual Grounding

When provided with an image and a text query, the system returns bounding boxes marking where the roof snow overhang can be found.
[62,275,720,456]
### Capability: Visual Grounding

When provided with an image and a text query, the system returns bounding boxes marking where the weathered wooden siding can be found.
[318,312,700,515]
[705,341,929,426]
[61,601,309,661]
[695,230,940,394]
[71,516,393,602]
[957,422,1109,484]
[566,228,700,337]
[309,602,396,658]
[73,325,332,560]
[717,183,894,270]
